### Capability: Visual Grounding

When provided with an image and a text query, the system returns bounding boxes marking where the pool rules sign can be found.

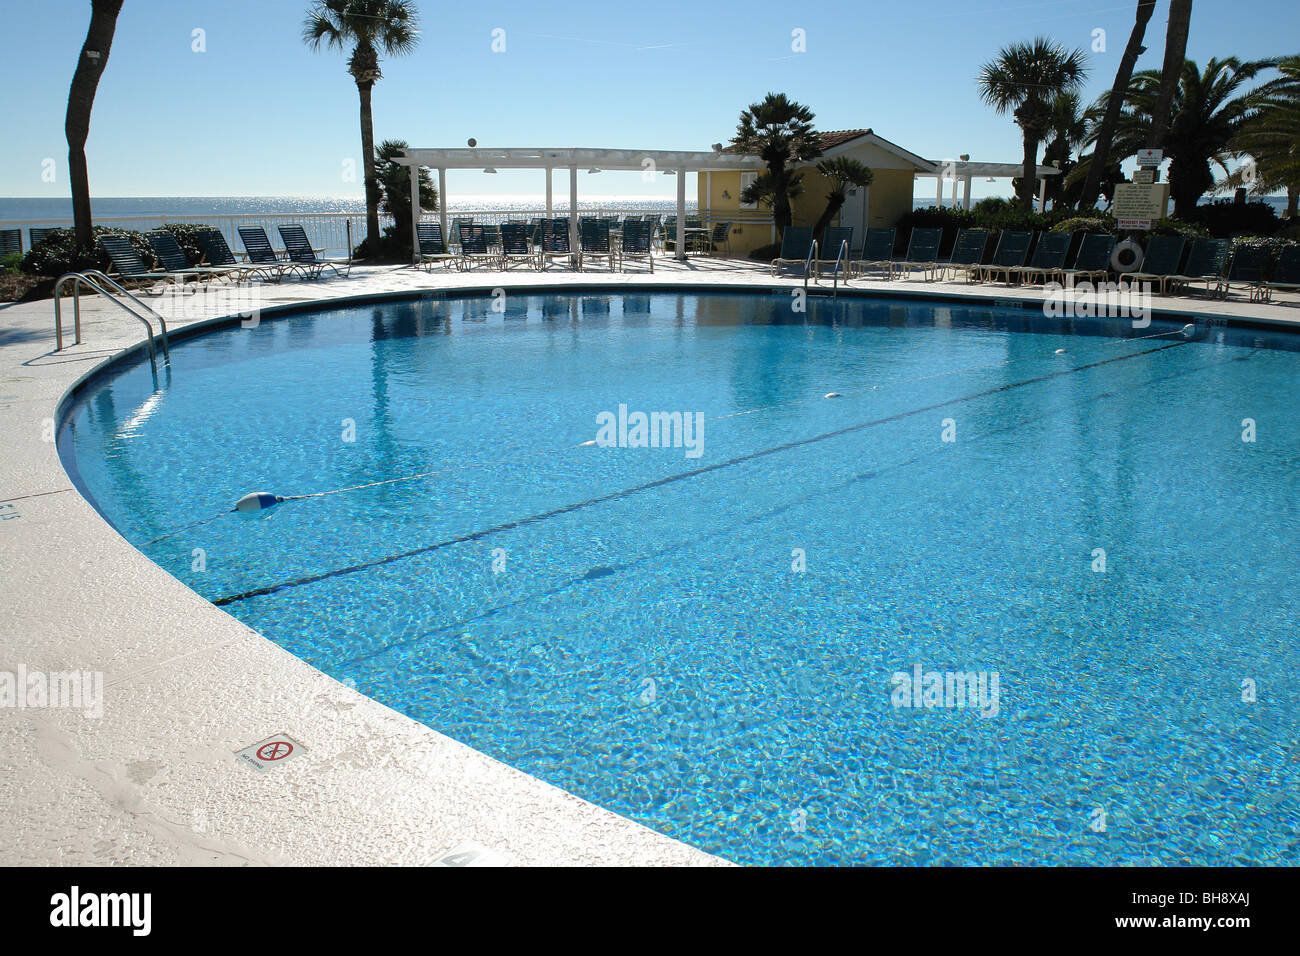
[236,734,307,771]
[1115,149,1168,229]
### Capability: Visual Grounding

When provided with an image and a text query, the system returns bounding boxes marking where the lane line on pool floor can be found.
[333,346,1262,668]
[211,338,1190,607]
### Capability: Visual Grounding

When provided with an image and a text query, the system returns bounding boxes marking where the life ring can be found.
[1111,238,1144,274]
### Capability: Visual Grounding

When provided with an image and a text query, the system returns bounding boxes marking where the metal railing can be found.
[830,239,850,298]
[803,240,818,292]
[55,271,170,385]
[3,204,754,259]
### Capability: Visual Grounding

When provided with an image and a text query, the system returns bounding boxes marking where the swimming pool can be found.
[58,289,1300,865]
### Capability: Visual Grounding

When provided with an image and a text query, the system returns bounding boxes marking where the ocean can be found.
[2,193,1289,226]
[0,195,695,225]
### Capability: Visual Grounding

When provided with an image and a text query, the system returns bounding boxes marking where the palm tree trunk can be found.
[65,0,124,252]
[1148,0,1193,149]
[1080,0,1156,209]
[813,195,845,242]
[356,80,381,249]
[1020,134,1039,210]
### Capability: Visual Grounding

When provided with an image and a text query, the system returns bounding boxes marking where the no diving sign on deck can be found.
[236,734,307,771]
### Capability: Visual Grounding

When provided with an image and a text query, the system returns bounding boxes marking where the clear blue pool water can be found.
[60,290,1300,865]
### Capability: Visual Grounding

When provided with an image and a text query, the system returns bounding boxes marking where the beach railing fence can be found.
[0,205,774,258]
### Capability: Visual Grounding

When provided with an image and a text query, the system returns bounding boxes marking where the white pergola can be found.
[394,147,767,263]
[919,159,1063,212]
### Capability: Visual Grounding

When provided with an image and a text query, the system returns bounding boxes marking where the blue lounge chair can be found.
[579,219,616,271]
[1262,245,1300,301]
[539,218,573,271]
[457,224,499,271]
[941,228,989,282]
[850,228,896,280]
[98,234,179,289]
[708,222,732,257]
[895,227,943,280]
[619,220,654,273]
[1122,235,1185,294]
[1059,233,1115,287]
[978,231,1033,283]
[770,226,816,276]
[814,226,854,277]
[1218,245,1270,301]
[277,224,349,277]
[1008,231,1073,285]
[416,222,458,271]
[239,226,314,279]
[499,222,537,271]
[1168,238,1231,297]
[146,231,240,284]
[196,228,287,281]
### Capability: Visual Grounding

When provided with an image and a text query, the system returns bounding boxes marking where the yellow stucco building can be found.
[700,129,936,256]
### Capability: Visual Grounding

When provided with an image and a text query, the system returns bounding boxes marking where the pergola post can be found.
[545,167,552,217]
[569,166,578,265]
[675,168,686,261]
[935,175,943,208]
[962,175,972,211]
[437,168,447,245]
[409,163,420,266]
[1038,176,1048,212]
[704,171,712,224]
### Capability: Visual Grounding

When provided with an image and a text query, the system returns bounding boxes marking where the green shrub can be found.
[1185,199,1280,238]
[1,251,22,273]
[1051,215,1115,234]
[1149,218,1209,238]
[1228,235,1299,277]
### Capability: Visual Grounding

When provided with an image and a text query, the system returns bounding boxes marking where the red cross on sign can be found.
[257,740,293,761]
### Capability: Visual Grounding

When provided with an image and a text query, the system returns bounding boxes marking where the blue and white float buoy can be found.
[234,492,283,512]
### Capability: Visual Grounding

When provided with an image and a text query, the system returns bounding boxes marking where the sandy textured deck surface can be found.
[2,255,1295,865]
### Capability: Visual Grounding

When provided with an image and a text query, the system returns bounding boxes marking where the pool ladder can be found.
[54,271,170,384]
[804,239,851,299]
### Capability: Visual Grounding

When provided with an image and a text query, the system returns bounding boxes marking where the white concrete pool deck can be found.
[2,256,1297,866]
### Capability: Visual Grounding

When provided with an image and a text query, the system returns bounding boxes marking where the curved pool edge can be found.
[6,263,1299,866]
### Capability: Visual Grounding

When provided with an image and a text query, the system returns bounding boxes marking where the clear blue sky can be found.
[0,0,1295,201]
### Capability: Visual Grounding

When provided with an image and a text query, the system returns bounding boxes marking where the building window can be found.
[739,171,758,210]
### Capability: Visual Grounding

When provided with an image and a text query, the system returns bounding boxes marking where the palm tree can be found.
[1149,0,1194,148]
[303,0,420,254]
[1226,57,1300,217]
[1041,92,1088,207]
[1099,57,1264,217]
[978,38,1089,211]
[375,139,437,255]
[811,157,873,242]
[732,93,822,238]
[65,0,124,252]
[1079,0,1156,210]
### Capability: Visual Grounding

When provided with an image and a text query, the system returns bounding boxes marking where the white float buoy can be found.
[579,440,597,447]
[234,492,282,512]
[1055,348,1066,354]
[824,392,841,399]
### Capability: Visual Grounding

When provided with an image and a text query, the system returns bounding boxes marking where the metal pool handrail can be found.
[54,272,168,382]
[803,239,818,292]
[830,239,850,298]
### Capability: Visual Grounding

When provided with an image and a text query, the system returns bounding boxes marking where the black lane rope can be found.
[211,338,1190,607]
[337,345,1261,668]
[142,324,1195,548]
